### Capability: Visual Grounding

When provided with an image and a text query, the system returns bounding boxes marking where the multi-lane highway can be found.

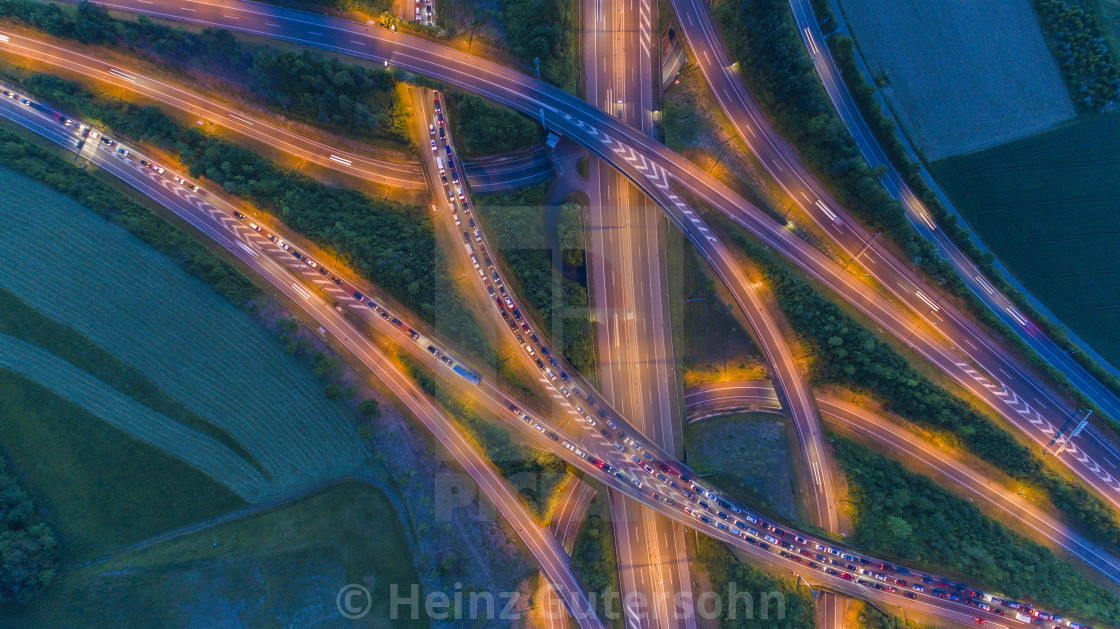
[583,0,696,623]
[685,380,1120,586]
[76,0,1120,522]
[0,65,1097,629]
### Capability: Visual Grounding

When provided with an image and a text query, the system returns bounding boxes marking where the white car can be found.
[430,140,437,151]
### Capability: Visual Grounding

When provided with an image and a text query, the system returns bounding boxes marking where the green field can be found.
[0,481,426,629]
[679,245,765,387]
[931,112,1120,366]
[0,369,246,560]
[0,167,372,500]
[683,413,798,519]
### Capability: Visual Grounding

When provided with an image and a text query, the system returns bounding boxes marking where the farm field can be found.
[0,482,427,629]
[0,167,372,502]
[0,368,246,561]
[837,0,1075,159]
[930,112,1120,367]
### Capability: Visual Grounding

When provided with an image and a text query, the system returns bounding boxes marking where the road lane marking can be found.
[329,154,353,166]
[236,240,258,258]
[815,199,837,221]
[109,68,139,83]
[915,290,939,312]
[803,27,819,55]
[228,112,255,126]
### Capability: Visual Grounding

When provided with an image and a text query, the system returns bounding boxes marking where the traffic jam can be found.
[0,82,1092,629]
[424,89,1094,629]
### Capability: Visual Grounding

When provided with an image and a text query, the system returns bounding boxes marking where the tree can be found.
[358,398,381,419]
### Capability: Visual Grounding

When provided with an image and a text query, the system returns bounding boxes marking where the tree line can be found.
[833,435,1120,626]
[445,91,543,157]
[0,126,260,308]
[498,0,578,92]
[8,67,504,365]
[1034,0,1120,110]
[0,0,411,147]
[0,455,59,606]
[724,220,1120,557]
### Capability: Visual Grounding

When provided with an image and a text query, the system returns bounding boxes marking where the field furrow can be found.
[0,169,370,493]
[0,333,270,500]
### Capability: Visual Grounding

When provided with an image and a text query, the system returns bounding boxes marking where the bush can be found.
[834,435,1120,625]
[358,398,381,418]
[446,92,543,156]
[0,455,60,606]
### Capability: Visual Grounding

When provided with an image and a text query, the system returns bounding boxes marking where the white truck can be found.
[436,156,445,173]
[1014,612,1032,623]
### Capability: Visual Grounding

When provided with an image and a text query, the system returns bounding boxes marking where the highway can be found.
[0,21,839,626]
[0,93,607,628]
[78,0,1120,521]
[684,380,1120,587]
[671,0,1120,481]
[0,68,1096,629]
[583,0,695,624]
[0,32,426,189]
[786,0,1120,422]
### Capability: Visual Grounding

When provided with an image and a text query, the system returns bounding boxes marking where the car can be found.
[233,211,245,220]
[894,579,907,586]
[101,136,115,146]
[249,222,262,232]
[904,592,916,599]
[841,573,853,581]
[825,568,838,576]
[431,140,437,151]
[795,536,807,544]
[353,292,364,302]
[116,147,129,156]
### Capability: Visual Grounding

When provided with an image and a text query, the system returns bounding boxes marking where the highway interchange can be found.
[65,0,1120,521]
[0,1,1118,627]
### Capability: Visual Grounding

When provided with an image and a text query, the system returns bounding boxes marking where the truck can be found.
[436,156,445,173]
[452,364,481,386]
[1014,613,1031,623]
